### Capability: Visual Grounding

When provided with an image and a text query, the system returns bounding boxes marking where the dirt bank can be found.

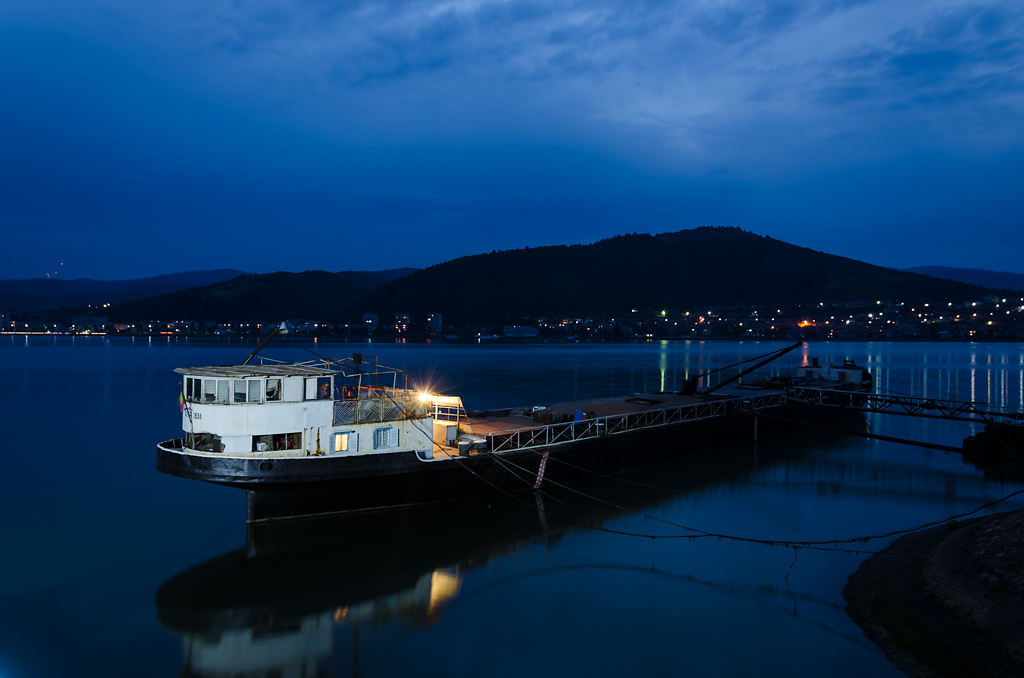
[844,509,1024,677]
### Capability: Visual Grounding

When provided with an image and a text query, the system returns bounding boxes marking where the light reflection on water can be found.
[0,336,1023,676]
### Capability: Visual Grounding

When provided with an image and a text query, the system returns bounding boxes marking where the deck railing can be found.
[488,392,787,453]
[788,387,1024,425]
[333,393,427,425]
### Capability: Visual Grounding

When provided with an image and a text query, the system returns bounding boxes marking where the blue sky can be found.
[1,0,1022,278]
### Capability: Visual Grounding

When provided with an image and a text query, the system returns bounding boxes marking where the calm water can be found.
[2,337,1024,677]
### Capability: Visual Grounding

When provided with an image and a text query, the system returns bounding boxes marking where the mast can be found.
[241,322,289,366]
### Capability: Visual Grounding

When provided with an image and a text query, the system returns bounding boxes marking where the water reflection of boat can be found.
[166,568,462,678]
[157,451,745,677]
[157,483,639,631]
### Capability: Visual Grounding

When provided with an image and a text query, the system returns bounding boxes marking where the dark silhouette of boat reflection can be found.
[156,449,749,676]
[156,421,871,676]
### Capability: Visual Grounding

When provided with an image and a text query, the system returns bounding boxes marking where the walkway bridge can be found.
[787,387,1024,426]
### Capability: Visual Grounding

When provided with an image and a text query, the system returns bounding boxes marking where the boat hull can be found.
[158,412,765,521]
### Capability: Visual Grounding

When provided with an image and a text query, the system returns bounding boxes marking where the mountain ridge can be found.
[358,227,989,321]
[905,266,1024,293]
[0,268,417,313]
[0,269,248,311]
[35,229,994,323]
[106,269,413,321]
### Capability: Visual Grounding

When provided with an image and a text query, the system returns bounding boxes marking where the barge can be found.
[156,347,870,522]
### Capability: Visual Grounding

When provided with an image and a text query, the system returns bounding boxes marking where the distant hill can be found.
[370,267,418,282]
[357,228,991,321]
[905,266,1024,293]
[0,269,247,311]
[106,269,414,321]
[71,231,994,323]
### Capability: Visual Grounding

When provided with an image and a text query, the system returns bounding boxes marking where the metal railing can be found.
[788,387,1024,425]
[333,394,427,425]
[431,396,466,424]
[488,392,787,453]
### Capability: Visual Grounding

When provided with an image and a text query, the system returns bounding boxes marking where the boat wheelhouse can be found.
[156,356,474,511]
[172,358,458,460]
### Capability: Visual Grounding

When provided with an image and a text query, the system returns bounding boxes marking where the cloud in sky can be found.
[1,0,1022,277]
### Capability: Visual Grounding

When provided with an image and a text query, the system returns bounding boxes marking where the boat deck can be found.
[463,392,716,436]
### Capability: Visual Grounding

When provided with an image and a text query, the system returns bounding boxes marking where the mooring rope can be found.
[382,388,1023,553]
[486,447,1024,550]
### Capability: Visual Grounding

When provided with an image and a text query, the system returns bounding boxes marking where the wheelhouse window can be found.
[305,376,332,400]
[252,432,302,452]
[232,379,262,403]
[200,379,228,403]
[266,379,281,402]
[185,377,202,402]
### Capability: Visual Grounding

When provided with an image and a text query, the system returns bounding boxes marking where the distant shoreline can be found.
[3,331,1023,345]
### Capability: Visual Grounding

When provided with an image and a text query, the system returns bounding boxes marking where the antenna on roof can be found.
[241,322,289,366]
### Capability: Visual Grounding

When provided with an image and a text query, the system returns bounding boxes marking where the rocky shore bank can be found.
[844,509,1024,677]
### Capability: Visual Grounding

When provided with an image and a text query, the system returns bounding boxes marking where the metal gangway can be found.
[788,387,1024,426]
[488,391,787,454]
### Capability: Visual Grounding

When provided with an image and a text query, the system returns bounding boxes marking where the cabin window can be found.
[234,380,248,403]
[266,379,281,402]
[373,427,399,449]
[248,380,261,403]
[216,379,229,404]
[192,433,223,453]
[252,432,302,452]
[334,432,355,453]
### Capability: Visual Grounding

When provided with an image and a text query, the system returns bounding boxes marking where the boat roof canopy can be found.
[174,365,336,378]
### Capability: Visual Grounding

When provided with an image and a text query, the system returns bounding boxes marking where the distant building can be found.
[426,312,443,334]
[503,325,539,338]
[394,312,410,334]
[0,309,9,330]
[71,315,108,332]
[362,312,378,333]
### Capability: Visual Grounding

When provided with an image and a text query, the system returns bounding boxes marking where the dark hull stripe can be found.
[157,407,852,521]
